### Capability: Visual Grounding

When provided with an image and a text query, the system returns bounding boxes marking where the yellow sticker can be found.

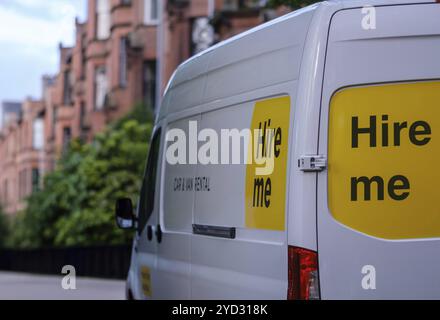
[329,81,440,239]
[140,266,152,298]
[245,96,291,231]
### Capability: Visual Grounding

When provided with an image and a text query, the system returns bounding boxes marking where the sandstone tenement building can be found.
[0,0,290,215]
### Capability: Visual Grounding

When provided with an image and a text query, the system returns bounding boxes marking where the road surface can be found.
[0,272,125,300]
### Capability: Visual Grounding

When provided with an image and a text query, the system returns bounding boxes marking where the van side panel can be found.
[187,8,316,299]
[318,3,440,299]
[154,116,202,299]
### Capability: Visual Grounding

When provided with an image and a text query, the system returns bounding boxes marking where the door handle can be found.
[155,225,162,244]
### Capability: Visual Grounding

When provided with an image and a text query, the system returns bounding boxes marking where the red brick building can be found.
[0,0,290,215]
[0,98,45,214]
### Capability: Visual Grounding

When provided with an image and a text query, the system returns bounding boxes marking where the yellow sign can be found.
[245,96,291,231]
[329,81,440,239]
[140,266,152,298]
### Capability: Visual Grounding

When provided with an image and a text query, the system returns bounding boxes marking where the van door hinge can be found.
[298,155,327,172]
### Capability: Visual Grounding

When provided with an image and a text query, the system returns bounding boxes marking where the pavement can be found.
[0,271,126,300]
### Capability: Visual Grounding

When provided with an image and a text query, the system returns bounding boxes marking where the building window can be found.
[79,103,88,141]
[52,106,58,139]
[80,103,86,129]
[223,0,263,10]
[3,180,8,205]
[63,127,72,152]
[32,117,44,150]
[18,170,24,199]
[223,0,237,10]
[119,37,128,88]
[81,35,87,80]
[191,17,215,55]
[143,60,156,109]
[63,70,73,105]
[94,66,108,110]
[19,169,29,199]
[144,0,159,25]
[32,168,40,193]
[138,129,161,234]
[96,0,111,40]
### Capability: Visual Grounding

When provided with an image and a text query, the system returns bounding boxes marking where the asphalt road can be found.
[0,272,126,300]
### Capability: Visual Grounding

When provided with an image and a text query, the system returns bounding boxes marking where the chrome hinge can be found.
[298,155,327,172]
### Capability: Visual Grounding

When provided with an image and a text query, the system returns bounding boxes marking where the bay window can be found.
[96,0,111,40]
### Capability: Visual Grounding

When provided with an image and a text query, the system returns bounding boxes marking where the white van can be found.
[115,0,440,299]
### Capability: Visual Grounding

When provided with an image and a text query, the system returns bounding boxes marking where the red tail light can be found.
[288,246,320,300]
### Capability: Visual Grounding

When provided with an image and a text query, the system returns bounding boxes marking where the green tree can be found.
[54,119,152,246]
[10,104,153,248]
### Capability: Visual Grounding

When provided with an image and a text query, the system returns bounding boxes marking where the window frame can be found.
[94,65,107,111]
[119,36,128,88]
[62,126,72,152]
[137,128,162,234]
[63,69,73,106]
[96,0,111,40]
[32,117,44,150]
[32,168,40,193]
[143,60,157,109]
[143,0,159,25]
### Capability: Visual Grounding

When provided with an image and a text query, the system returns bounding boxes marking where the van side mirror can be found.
[115,198,136,230]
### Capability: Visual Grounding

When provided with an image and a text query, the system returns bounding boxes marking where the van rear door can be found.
[318,3,440,299]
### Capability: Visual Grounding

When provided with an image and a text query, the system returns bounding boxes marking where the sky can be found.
[0,0,87,106]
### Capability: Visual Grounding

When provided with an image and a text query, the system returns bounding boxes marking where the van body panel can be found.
[190,92,293,299]
[132,125,163,300]
[191,234,287,299]
[154,232,192,299]
[318,3,440,299]
[193,103,253,228]
[128,0,440,300]
[157,5,317,121]
[133,241,156,299]
[155,5,316,299]
[189,7,315,299]
[154,116,201,300]
[162,116,200,233]
[286,1,341,251]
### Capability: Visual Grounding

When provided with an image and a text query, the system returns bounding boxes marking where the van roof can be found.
[164,3,318,91]
[158,0,436,121]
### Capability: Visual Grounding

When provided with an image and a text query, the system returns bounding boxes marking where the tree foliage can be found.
[9,104,153,248]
